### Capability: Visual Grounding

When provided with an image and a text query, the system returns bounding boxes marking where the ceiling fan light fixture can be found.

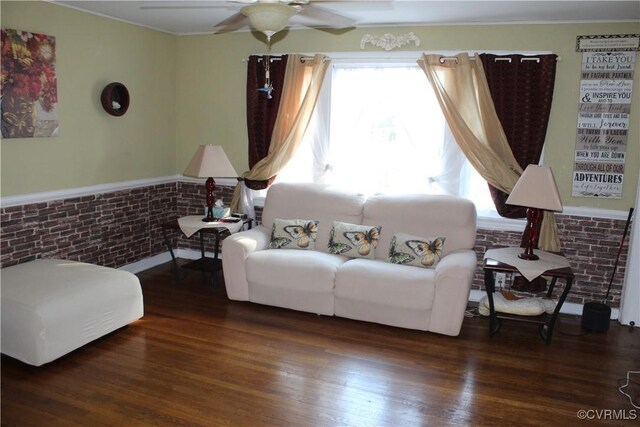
[241,3,297,38]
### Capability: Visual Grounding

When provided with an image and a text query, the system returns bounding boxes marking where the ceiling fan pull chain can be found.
[258,35,274,99]
[265,35,271,86]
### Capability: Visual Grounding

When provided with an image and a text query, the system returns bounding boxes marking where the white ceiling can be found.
[51,0,640,35]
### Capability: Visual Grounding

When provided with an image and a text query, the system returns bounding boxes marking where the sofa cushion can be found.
[363,193,476,261]
[246,249,347,315]
[388,232,445,269]
[334,259,436,330]
[328,221,381,259]
[270,218,319,250]
[262,183,366,253]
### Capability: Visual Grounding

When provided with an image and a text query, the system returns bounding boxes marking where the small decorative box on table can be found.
[483,247,574,344]
[161,215,253,285]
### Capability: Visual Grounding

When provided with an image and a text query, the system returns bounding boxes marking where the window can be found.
[274,61,496,216]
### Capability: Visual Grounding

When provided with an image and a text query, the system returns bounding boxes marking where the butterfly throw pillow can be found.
[270,219,319,250]
[328,221,382,259]
[388,232,445,269]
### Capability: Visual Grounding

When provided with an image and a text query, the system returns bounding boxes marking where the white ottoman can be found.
[1,259,144,366]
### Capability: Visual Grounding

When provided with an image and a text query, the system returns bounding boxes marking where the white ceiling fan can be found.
[227,0,360,37]
[141,0,362,99]
[143,0,359,37]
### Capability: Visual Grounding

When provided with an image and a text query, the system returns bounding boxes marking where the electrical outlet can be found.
[495,272,506,289]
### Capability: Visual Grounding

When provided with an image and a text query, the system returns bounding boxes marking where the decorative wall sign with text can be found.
[576,34,640,52]
[1,29,59,138]
[572,50,636,199]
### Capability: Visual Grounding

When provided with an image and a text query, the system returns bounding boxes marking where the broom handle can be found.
[604,207,634,303]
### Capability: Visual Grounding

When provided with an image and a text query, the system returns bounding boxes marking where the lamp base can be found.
[202,177,216,223]
[518,252,539,261]
[202,206,217,223]
[518,207,542,261]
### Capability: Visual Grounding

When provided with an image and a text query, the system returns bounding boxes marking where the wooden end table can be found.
[483,248,574,344]
[161,217,252,285]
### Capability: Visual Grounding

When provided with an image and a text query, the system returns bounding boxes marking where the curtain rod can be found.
[246,53,561,63]
[247,56,321,63]
[438,55,561,63]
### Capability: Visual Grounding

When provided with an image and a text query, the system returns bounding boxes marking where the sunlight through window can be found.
[276,63,495,215]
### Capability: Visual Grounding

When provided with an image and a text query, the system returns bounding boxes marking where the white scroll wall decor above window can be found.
[360,32,421,51]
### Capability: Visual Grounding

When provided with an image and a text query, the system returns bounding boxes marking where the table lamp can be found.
[506,165,563,260]
[183,145,238,222]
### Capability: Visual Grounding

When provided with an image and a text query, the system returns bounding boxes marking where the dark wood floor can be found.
[2,261,639,426]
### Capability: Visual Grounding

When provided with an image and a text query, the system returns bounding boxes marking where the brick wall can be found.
[0,182,243,271]
[1,183,176,269]
[0,181,631,308]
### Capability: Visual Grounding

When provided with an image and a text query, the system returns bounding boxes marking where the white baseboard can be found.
[468,289,620,319]
[176,248,221,260]
[118,252,173,274]
[119,249,222,274]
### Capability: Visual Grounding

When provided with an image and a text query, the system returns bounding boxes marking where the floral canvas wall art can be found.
[1,29,59,138]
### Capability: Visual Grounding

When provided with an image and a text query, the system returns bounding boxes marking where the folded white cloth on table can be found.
[178,215,244,238]
[484,247,570,281]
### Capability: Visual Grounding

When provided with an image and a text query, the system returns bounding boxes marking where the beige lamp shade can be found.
[506,164,563,212]
[183,145,238,179]
[241,3,297,38]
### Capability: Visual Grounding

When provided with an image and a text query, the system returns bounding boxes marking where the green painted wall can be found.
[177,22,640,211]
[0,1,176,196]
[2,1,638,212]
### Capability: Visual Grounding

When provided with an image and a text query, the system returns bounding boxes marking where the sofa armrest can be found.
[429,249,478,336]
[222,225,271,301]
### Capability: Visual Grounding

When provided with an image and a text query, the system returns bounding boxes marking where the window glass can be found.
[275,62,496,215]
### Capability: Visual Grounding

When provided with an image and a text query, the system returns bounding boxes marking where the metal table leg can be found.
[485,269,502,336]
[210,230,221,286]
[540,276,573,344]
[162,225,180,281]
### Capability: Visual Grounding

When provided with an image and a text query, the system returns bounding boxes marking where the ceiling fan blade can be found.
[298,5,355,29]
[141,5,228,10]
[213,12,250,34]
[313,26,356,35]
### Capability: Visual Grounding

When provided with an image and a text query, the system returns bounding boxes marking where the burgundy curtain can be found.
[245,55,288,189]
[479,54,558,218]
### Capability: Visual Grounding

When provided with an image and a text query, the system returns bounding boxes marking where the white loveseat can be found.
[222,183,477,336]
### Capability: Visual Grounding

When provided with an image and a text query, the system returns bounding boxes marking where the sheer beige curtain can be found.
[231,54,331,214]
[417,53,560,251]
